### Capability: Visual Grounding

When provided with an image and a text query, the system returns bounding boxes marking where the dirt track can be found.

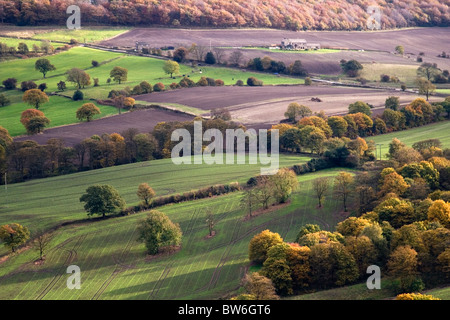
[101,27,450,74]
[15,108,194,147]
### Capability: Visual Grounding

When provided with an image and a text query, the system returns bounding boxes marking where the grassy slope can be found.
[0,154,309,236]
[31,28,131,44]
[365,120,450,159]
[360,63,418,86]
[0,94,118,136]
[0,37,64,50]
[0,167,352,300]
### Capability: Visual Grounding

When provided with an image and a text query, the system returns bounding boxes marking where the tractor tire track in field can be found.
[35,234,86,300]
[91,229,137,300]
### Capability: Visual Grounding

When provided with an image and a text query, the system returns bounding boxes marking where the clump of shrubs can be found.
[153,82,165,92]
[247,77,263,86]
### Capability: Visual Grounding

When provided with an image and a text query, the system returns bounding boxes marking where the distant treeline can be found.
[1,0,448,30]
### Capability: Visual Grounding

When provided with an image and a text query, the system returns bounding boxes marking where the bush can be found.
[91,60,99,67]
[179,77,196,88]
[206,77,216,86]
[153,82,165,92]
[69,39,78,45]
[170,82,181,89]
[0,93,10,107]
[72,89,84,101]
[247,77,263,86]
[38,83,47,92]
[21,80,37,92]
[139,81,152,93]
[235,79,244,86]
[380,74,390,82]
[2,78,17,90]
[304,77,312,86]
[215,79,224,86]
[205,51,216,64]
[93,78,99,87]
[197,76,208,86]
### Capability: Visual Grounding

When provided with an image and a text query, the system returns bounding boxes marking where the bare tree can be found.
[205,210,216,236]
[213,48,226,64]
[312,177,330,208]
[229,50,244,66]
[241,188,260,217]
[33,230,53,260]
[190,43,207,61]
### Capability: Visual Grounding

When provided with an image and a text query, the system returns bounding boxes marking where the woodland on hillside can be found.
[0,0,449,30]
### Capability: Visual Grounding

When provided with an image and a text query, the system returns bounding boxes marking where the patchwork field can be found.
[101,27,450,75]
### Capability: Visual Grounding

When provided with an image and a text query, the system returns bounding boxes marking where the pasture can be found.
[0,167,352,300]
[366,120,450,159]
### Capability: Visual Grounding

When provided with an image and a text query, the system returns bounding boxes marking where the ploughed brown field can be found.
[137,85,441,127]
[15,108,194,147]
[101,27,450,75]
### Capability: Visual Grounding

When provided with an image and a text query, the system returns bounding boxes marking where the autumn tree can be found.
[284,103,311,122]
[388,245,423,293]
[243,272,279,300]
[417,62,440,81]
[34,58,55,78]
[271,168,298,204]
[79,184,126,218]
[333,171,354,212]
[378,168,409,197]
[385,96,400,111]
[416,77,436,101]
[137,183,156,207]
[173,47,189,63]
[66,68,91,89]
[348,101,371,116]
[110,66,128,84]
[26,116,50,134]
[163,60,180,77]
[0,93,10,107]
[22,89,48,109]
[312,177,330,207]
[427,200,450,228]
[76,103,101,122]
[248,229,283,264]
[137,210,182,255]
[0,223,30,253]
[262,243,293,295]
[327,116,348,137]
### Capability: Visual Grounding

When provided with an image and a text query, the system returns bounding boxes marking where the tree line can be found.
[1,0,448,30]
[244,136,450,298]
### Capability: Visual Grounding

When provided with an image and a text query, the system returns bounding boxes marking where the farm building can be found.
[281,38,321,50]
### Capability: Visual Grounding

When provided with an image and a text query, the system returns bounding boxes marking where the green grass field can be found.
[360,63,419,86]
[0,37,65,50]
[31,28,130,44]
[0,93,118,136]
[0,167,352,300]
[366,120,450,159]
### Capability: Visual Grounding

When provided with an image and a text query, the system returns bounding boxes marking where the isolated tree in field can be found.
[137,210,182,255]
[79,184,126,218]
[66,68,91,89]
[385,96,400,110]
[395,45,404,55]
[163,60,179,78]
[76,103,101,122]
[313,177,330,208]
[22,89,48,109]
[57,81,67,92]
[416,77,436,101]
[20,109,44,127]
[35,58,56,78]
[348,101,371,116]
[0,223,30,253]
[241,188,260,218]
[137,183,156,207]
[248,229,283,264]
[333,171,354,212]
[0,94,10,107]
[33,229,53,260]
[205,51,216,64]
[340,59,363,77]
[205,209,216,237]
[110,66,128,84]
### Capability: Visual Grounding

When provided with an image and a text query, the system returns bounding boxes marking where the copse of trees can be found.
[340,59,363,77]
